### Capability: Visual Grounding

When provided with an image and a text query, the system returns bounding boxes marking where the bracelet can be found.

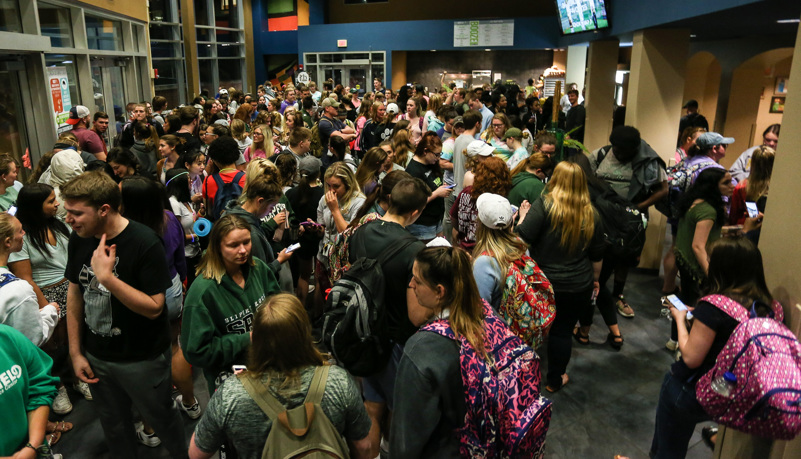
[190,234,196,243]
[24,443,38,451]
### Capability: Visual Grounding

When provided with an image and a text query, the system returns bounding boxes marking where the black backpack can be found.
[592,185,648,261]
[321,234,417,377]
[210,171,245,221]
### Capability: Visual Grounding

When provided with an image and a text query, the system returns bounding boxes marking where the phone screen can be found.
[667,294,687,311]
[745,201,759,218]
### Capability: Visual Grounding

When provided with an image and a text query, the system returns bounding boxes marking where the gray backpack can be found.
[238,366,349,459]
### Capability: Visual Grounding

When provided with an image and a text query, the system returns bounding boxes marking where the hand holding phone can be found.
[666,294,687,311]
[745,201,759,219]
[286,243,301,253]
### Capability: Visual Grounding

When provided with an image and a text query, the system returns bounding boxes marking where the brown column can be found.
[391,51,407,88]
[243,0,255,93]
[584,39,619,150]
[180,0,199,100]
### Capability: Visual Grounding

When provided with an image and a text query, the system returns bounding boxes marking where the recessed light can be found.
[690,34,697,38]
[777,19,800,24]
[430,50,436,52]
[484,49,491,52]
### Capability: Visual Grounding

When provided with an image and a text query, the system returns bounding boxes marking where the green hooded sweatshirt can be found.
[181,258,280,392]
[508,171,546,207]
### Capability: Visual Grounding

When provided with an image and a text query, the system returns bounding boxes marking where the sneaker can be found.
[175,394,202,419]
[73,381,93,401]
[665,339,678,351]
[135,422,161,447]
[53,386,73,415]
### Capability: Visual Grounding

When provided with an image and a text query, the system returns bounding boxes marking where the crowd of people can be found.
[0,74,786,459]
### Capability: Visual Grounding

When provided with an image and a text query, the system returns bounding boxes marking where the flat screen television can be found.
[555,0,610,35]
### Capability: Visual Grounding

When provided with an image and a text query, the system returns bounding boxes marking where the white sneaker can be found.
[53,386,73,415]
[73,381,93,401]
[665,339,678,351]
[134,422,161,447]
[175,394,202,419]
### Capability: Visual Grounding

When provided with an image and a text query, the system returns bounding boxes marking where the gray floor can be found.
[51,270,716,459]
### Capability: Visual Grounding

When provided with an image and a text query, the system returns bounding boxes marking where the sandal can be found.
[608,332,624,350]
[545,374,569,393]
[47,429,62,446]
[47,420,73,434]
[616,295,635,318]
[572,327,590,345]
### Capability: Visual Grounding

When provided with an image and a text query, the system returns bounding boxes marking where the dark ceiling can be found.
[662,0,799,42]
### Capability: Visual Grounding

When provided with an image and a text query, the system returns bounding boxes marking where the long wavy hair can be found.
[473,223,528,279]
[472,156,512,201]
[247,294,326,392]
[415,246,487,360]
[355,147,388,191]
[324,162,364,215]
[677,167,727,225]
[391,127,414,167]
[745,146,774,202]
[544,161,596,253]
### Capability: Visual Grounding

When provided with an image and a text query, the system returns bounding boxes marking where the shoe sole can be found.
[53,406,73,415]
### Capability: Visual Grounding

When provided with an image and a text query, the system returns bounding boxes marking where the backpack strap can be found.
[700,294,749,323]
[0,272,21,288]
[595,145,611,167]
[304,365,330,405]
[238,373,287,422]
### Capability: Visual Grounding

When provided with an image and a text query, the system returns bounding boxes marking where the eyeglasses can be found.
[492,123,504,128]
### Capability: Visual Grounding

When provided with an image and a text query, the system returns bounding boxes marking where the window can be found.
[194,0,211,26]
[154,59,186,108]
[214,0,239,29]
[38,3,74,47]
[0,0,22,33]
[45,55,80,107]
[199,59,215,95]
[149,0,175,22]
[218,59,242,90]
[85,15,123,51]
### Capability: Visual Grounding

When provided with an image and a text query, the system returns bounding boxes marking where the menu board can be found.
[454,20,514,47]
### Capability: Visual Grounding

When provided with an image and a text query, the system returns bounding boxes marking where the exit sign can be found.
[337,39,347,48]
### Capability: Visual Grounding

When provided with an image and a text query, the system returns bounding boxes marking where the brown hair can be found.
[196,213,254,283]
[60,170,121,211]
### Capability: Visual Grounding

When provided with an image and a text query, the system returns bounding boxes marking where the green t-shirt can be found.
[674,201,721,283]
[0,187,18,212]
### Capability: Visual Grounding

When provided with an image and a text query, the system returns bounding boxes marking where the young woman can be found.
[675,126,706,164]
[504,128,532,170]
[391,246,482,457]
[423,94,443,133]
[353,100,372,158]
[187,294,372,459]
[243,124,271,162]
[274,152,297,192]
[0,154,19,212]
[130,121,159,180]
[107,147,140,179]
[405,132,451,242]
[391,124,415,169]
[650,237,780,459]
[515,161,604,392]
[315,163,366,310]
[157,134,182,184]
[233,104,254,132]
[450,156,512,252]
[351,170,412,224]
[400,97,424,146]
[729,145,773,225]
[182,149,207,212]
[165,168,201,286]
[480,113,513,160]
[182,214,281,392]
[285,156,324,306]
[354,146,389,196]
[508,152,551,207]
[230,118,253,155]
[361,102,386,153]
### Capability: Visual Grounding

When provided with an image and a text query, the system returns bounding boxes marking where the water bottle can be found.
[710,371,737,397]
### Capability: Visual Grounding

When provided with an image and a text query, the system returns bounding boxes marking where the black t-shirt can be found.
[348,220,425,345]
[405,159,445,227]
[175,131,202,155]
[318,116,345,153]
[285,185,325,258]
[66,220,172,362]
[671,299,739,385]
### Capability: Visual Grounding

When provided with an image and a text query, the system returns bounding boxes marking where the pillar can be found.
[565,44,588,94]
[625,29,690,269]
[715,15,801,459]
[391,51,407,89]
[243,0,256,94]
[584,39,618,151]
[180,0,199,100]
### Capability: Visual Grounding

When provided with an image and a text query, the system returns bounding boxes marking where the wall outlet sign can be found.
[337,39,347,48]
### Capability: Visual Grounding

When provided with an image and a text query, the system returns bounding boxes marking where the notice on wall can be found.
[454,20,514,47]
[47,66,72,135]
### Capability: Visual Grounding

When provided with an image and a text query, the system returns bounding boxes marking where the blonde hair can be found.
[196,214,254,283]
[480,113,511,142]
[428,94,442,114]
[230,118,249,141]
[746,146,775,202]
[252,124,274,154]
[544,162,596,253]
[324,162,364,214]
[472,224,528,277]
[243,157,278,195]
[0,212,18,250]
[511,151,552,177]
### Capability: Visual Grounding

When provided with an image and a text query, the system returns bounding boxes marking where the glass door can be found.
[91,58,128,142]
[345,67,367,95]
[0,68,32,183]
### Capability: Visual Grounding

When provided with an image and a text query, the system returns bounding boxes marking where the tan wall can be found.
[392,51,407,88]
[553,49,567,71]
[753,56,790,146]
[584,40,619,151]
[327,0,552,23]
[722,48,793,168]
[683,51,720,131]
[77,0,148,22]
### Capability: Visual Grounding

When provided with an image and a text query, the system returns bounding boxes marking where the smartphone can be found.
[511,205,519,214]
[445,184,456,189]
[745,201,759,218]
[666,294,687,311]
[286,243,301,253]
[300,221,322,227]
[231,365,247,374]
[6,205,16,216]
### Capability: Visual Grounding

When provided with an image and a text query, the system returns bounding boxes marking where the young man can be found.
[66,105,106,161]
[202,136,246,220]
[452,109,483,195]
[677,99,709,143]
[318,97,356,163]
[466,91,493,134]
[279,127,312,171]
[175,106,202,154]
[729,123,779,183]
[62,171,186,458]
[440,116,465,243]
[436,109,458,141]
[118,103,148,149]
[565,89,586,143]
[347,178,431,458]
[91,111,110,155]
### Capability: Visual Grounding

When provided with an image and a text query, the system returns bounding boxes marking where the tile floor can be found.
[50,270,716,459]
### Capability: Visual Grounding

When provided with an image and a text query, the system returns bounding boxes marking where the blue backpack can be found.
[210,171,245,221]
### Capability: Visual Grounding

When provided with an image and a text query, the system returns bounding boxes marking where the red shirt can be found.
[202,170,246,208]
[71,126,105,154]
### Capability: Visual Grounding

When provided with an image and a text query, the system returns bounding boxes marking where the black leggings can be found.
[547,287,594,388]
[671,264,704,340]
[578,256,623,328]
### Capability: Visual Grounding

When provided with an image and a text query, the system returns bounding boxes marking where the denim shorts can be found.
[407,221,444,241]
[165,273,184,321]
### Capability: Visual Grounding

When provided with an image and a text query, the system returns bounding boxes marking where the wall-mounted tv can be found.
[555,0,610,35]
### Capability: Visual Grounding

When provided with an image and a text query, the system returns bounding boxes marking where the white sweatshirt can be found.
[0,268,58,346]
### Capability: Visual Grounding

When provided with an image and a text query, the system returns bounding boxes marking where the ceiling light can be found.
[690,34,697,38]
[777,19,800,24]
[484,49,491,52]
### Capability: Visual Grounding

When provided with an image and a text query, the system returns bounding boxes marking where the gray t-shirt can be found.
[452,133,475,194]
[194,365,371,459]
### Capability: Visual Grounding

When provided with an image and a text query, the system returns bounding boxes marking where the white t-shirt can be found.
[169,196,201,258]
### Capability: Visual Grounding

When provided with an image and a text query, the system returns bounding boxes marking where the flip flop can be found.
[47,429,62,446]
[47,420,73,434]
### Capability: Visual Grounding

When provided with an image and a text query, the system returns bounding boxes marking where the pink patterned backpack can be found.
[421,300,552,458]
[695,294,801,440]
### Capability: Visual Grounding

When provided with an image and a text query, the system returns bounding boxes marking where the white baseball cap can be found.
[386,103,399,115]
[466,140,495,157]
[477,193,514,229]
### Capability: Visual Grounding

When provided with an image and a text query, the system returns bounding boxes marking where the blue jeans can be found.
[649,372,710,458]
